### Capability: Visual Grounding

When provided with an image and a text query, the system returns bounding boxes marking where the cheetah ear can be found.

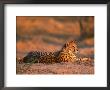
[75,40,79,44]
[65,40,73,47]
[72,40,78,44]
[65,42,69,47]
[70,40,74,43]
[65,43,68,47]
[69,40,75,44]
[70,40,79,45]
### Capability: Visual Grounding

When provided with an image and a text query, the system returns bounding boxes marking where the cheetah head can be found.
[62,40,79,54]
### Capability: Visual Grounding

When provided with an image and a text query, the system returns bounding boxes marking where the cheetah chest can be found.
[58,50,77,62]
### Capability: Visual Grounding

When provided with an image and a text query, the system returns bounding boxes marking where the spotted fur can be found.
[57,40,78,63]
[20,40,78,64]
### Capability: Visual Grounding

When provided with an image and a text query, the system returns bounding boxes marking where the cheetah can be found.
[20,40,78,64]
[18,40,94,66]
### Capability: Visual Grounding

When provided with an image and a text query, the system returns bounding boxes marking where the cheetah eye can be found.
[73,46,75,48]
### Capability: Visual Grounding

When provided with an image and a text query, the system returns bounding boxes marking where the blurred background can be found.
[16,16,94,59]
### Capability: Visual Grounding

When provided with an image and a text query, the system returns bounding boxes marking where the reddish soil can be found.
[16,62,94,74]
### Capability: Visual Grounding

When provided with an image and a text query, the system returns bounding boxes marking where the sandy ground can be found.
[16,62,94,74]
